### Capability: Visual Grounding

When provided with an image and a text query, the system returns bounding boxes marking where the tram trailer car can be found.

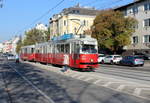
[35,42,49,63]
[20,45,35,61]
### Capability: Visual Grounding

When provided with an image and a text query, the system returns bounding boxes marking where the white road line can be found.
[133,88,142,96]
[25,61,150,101]
[133,87,150,96]
[117,85,126,91]
[84,77,93,81]
[71,74,79,77]
[8,64,55,103]
[102,82,115,87]
[94,80,102,84]
[77,76,85,79]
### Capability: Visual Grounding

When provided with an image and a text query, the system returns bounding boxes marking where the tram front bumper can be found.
[80,62,99,69]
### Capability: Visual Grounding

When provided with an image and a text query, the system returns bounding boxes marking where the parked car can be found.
[102,55,122,64]
[135,53,150,60]
[7,54,16,60]
[98,54,105,63]
[120,56,144,66]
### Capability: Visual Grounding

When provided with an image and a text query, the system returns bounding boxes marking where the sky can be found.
[0,0,133,43]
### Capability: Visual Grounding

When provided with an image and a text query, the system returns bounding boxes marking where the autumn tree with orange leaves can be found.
[92,10,137,53]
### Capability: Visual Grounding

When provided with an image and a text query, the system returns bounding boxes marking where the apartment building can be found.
[3,36,20,54]
[115,0,150,54]
[0,43,3,52]
[49,4,100,38]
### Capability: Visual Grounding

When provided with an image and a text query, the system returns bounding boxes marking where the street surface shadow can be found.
[1,61,149,103]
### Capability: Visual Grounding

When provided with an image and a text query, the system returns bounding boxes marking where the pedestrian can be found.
[61,54,69,73]
[15,54,19,63]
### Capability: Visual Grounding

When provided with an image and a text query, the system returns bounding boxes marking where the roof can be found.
[114,0,145,10]
[61,5,100,16]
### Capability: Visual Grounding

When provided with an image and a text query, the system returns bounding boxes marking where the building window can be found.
[83,20,86,26]
[72,10,79,14]
[133,36,138,44]
[144,3,150,11]
[64,20,66,26]
[129,6,138,14]
[123,10,127,16]
[144,18,150,27]
[143,35,150,43]
[132,6,138,14]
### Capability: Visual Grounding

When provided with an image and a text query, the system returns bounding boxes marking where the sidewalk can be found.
[144,60,150,67]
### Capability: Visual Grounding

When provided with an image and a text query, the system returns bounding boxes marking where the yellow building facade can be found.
[49,5,100,38]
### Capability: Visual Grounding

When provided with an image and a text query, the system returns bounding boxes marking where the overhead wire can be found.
[16,0,65,35]
[0,0,3,8]
[97,0,125,10]
[82,0,100,6]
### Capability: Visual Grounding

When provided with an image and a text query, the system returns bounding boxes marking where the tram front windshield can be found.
[81,44,97,54]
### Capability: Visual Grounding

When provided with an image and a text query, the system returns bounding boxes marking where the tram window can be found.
[25,48,27,53]
[81,45,97,54]
[44,46,47,54]
[65,44,70,54]
[40,47,42,53]
[74,43,80,54]
[31,48,34,53]
[56,44,61,53]
[53,45,55,54]
[44,46,47,53]
[61,44,64,53]
[71,43,74,53]
[43,46,45,53]
[47,45,49,53]
[37,48,40,53]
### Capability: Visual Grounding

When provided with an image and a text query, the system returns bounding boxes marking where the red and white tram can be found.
[20,45,35,61]
[20,34,99,70]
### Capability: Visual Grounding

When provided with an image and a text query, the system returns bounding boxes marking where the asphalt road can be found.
[0,60,150,103]
[96,64,150,85]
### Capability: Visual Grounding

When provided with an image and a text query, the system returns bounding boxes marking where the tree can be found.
[23,28,48,46]
[91,10,137,54]
[16,27,50,53]
[16,38,22,53]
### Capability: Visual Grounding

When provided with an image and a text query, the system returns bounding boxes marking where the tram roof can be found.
[21,45,35,49]
[35,42,49,47]
[50,34,97,44]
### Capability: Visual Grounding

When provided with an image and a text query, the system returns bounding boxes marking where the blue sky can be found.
[0,0,133,42]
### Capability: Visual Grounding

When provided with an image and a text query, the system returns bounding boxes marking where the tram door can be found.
[71,41,80,68]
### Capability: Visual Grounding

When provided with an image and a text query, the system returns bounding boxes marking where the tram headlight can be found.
[90,59,94,62]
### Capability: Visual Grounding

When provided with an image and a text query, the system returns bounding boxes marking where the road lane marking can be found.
[84,77,93,81]
[8,64,55,103]
[133,87,150,96]
[102,82,113,87]
[77,76,85,79]
[71,74,79,77]
[117,85,126,91]
[24,61,150,101]
[94,80,102,84]
[134,88,142,96]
